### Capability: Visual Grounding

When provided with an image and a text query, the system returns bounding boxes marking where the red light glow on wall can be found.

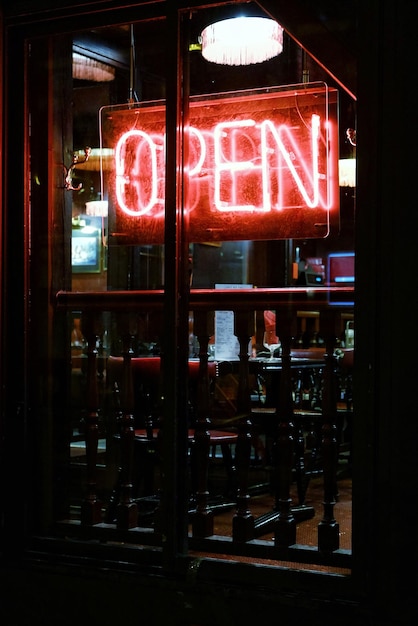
[100,82,339,244]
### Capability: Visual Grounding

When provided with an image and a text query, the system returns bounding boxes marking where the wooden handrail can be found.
[56,286,354,313]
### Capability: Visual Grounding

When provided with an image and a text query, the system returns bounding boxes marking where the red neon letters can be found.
[101,83,339,243]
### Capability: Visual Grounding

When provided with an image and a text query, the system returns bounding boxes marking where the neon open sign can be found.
[100,82,339,244]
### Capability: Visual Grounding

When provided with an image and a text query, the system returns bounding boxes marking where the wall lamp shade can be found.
[85,200,108,217]
[74,148,114,171]
[201,17,283,66]
[339,158,356,187]
[73,52,115,82]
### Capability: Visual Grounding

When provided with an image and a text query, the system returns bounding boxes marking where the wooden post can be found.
[274,307,297,547]
[115,324,138,530]
[80,312,102,526]
[318,308,340,552]
[190,310,215,538]
[232,310,255,543]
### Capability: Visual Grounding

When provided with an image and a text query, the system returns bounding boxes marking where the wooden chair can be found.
[292,348,354,500]
[250,347,352,508]
[105,356,238,526]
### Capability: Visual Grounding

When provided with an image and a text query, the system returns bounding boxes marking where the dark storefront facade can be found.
[0,2,416,625]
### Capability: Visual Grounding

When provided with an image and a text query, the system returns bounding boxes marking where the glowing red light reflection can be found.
[101,83,339,244]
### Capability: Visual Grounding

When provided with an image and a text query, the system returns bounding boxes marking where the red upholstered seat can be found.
[106,355,238,517]
[107,355,216,381]
[107,355,221,431]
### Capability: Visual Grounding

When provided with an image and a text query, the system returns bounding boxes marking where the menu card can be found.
[214,284,252,360]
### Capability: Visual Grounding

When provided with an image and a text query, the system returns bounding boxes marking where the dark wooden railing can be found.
[56,287,354,569]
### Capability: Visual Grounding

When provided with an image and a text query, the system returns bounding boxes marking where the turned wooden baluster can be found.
[273,308,297,547]
[293,418,308,508]
[318,309,340,552]
[292,368,308,506]
[115,329,138,529]
[293,367,321,507]
[232,310,255,543]
[191,310,215,538]
[104,379,123,523]
[80,312,102,525]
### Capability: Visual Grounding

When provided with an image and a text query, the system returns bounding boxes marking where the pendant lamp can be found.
[201,16,283,66]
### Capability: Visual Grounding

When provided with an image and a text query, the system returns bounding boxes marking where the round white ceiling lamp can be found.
[201,16,284,66]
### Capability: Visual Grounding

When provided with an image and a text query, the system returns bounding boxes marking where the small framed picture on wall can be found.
[72,226,101,273]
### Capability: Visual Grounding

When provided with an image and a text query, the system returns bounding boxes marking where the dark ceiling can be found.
[73,1,356,99]
[258,0,356,99]
[72,1,357,154]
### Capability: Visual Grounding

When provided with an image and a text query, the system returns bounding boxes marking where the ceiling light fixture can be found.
[201,16,283,66]
[72,52,115,82]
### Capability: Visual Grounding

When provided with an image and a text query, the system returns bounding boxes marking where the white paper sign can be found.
[214,284,252,360]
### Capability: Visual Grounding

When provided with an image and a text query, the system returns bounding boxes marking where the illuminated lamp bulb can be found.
[201,16,283,66]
